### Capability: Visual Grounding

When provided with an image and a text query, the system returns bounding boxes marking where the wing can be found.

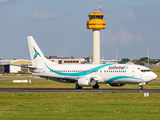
[10,64,37,69]
[37,73,78,83]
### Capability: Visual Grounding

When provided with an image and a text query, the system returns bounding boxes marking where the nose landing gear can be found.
[139,85,143,89]
[139,82,148,89]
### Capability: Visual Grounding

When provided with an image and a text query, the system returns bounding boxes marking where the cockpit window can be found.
[141,70,151,72]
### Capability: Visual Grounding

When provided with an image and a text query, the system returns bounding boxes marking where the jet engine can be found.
[78,77,97,86]
[109,83,126,86]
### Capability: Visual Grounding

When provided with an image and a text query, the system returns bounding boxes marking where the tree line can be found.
[120,57,160,66]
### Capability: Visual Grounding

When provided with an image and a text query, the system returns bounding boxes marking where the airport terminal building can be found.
[46,56,81,64]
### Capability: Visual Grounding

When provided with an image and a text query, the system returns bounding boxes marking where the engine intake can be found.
[78,77,96,86]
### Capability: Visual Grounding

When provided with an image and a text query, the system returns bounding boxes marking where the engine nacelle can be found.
[109,83,126,86]
[78,77,96,86]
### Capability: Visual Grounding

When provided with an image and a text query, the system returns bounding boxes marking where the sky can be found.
[0,0,160,61]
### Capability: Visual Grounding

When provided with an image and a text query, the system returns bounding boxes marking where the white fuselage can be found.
[33,63,157,84]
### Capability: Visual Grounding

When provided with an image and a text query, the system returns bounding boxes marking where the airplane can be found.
[27,36,157,89]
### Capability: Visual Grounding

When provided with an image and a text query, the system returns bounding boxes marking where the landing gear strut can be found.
[139,86,143,89]
[76,84,82,89]
[92,83,99,89]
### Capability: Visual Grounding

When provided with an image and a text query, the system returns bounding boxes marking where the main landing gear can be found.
[92,83,99,89]
[75,83,99,89]
[75,84,82,89]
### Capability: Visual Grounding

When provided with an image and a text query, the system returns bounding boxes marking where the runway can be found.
[0,88,160,93]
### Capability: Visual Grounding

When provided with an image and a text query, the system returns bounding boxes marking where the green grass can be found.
[0,77,160,89]
[0,92,160,120]
[0,79,160,89]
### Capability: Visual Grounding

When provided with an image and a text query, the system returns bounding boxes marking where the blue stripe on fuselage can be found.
[44,62,113,77]
[106,76,143,83]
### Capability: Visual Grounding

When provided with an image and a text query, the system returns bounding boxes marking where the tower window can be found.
[89,15,103,19]
[89,15,96,19]
[96,16,101,19]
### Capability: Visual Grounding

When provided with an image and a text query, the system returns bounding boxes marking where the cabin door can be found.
[131,68,136,77]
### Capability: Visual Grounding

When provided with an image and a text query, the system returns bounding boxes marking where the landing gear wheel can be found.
[139,86,143,89]
[76,84,82,89]
[92,83,99,89]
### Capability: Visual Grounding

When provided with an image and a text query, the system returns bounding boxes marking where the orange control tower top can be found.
[86,9,106,29]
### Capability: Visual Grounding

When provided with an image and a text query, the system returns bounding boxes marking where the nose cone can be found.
[152,73,157,80]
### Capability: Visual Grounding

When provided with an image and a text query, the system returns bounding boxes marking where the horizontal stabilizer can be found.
[10,64,37,69]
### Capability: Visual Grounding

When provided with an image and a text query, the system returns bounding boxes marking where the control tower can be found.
[87,9,106,64]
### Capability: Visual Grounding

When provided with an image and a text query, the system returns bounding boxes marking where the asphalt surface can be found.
[0,88,160,93]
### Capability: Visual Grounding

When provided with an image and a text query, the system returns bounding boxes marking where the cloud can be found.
[0,0,16,3]
[101,27,143,45]
[0,0,9,2]
[123,10,135,18]
[118,10,135,18]
[29,11,58,19]
[117,28,133,44]
[101,29,118,44]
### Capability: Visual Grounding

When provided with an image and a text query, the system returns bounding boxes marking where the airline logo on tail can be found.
[33,47,41,59]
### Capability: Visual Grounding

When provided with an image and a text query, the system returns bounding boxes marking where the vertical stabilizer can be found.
[27,36,57,68]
